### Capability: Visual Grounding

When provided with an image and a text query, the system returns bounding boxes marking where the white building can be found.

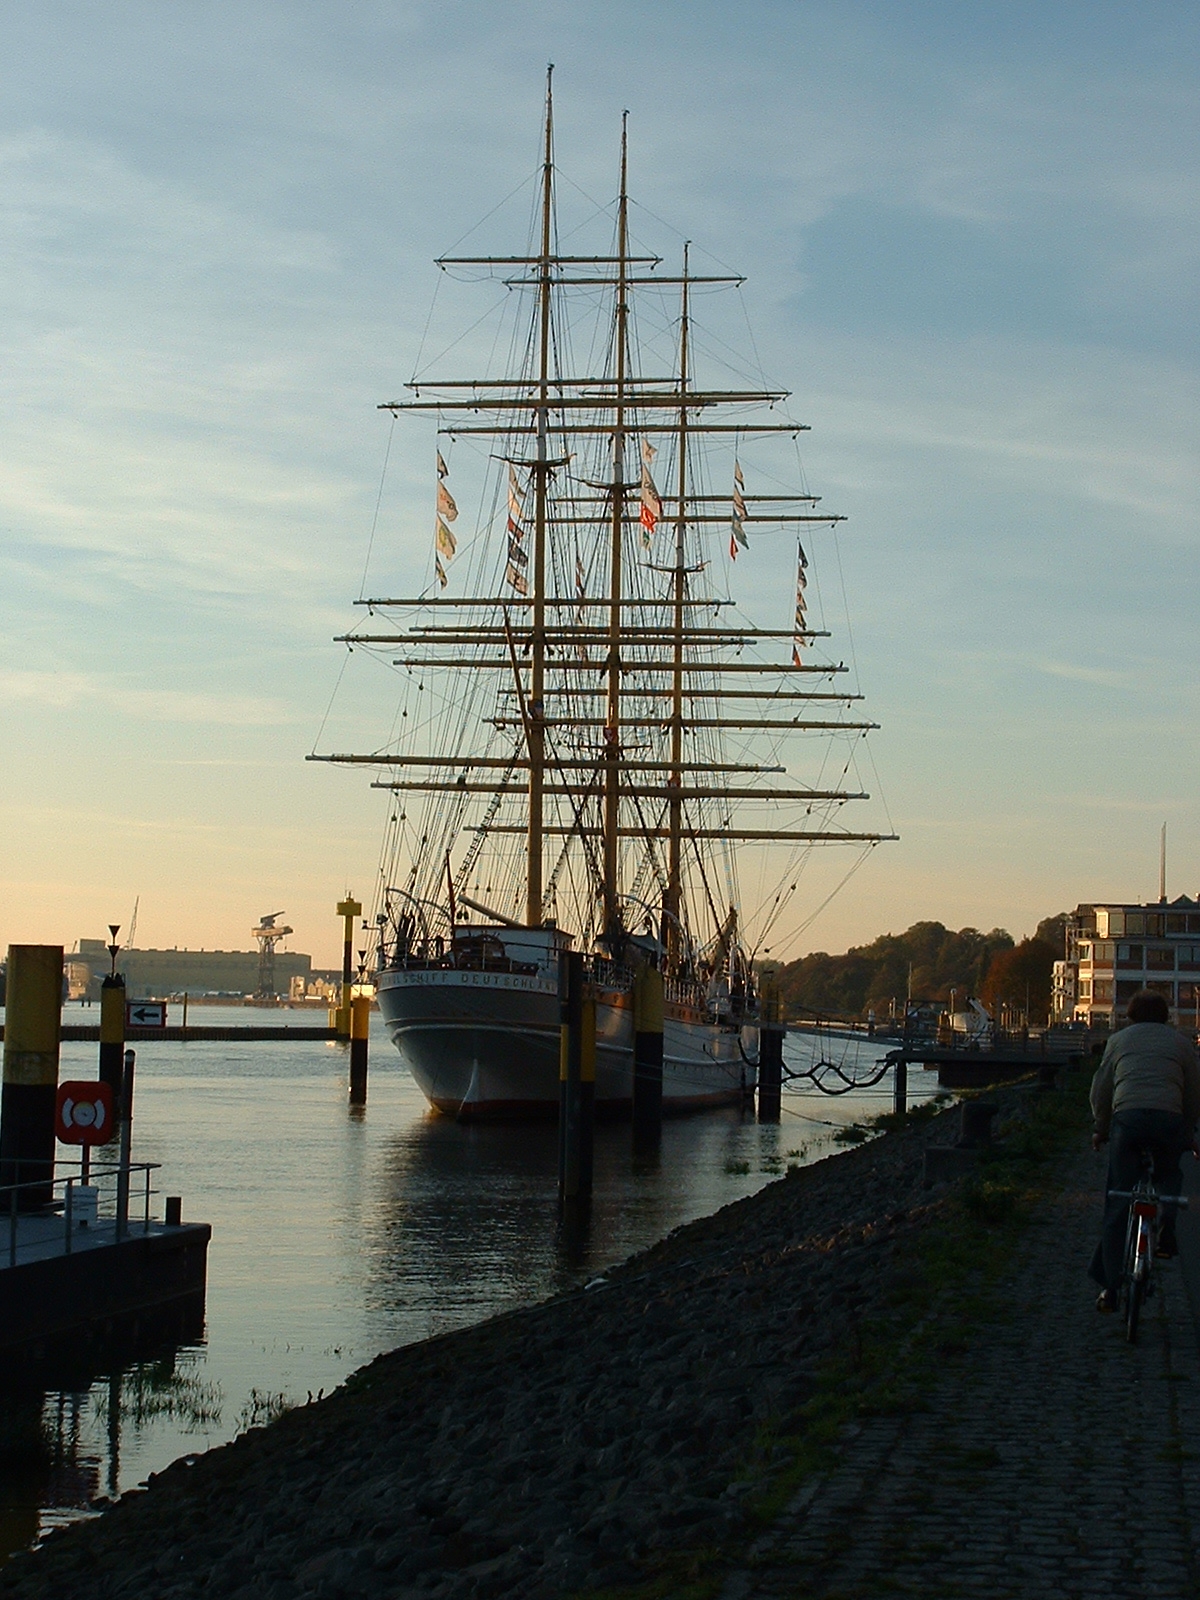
[1053,897,1200,1029]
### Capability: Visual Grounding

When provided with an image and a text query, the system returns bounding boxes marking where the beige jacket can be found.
[1090,1022,1200,1138]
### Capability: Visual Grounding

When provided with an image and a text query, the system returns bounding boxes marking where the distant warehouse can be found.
[74,939,316,1000]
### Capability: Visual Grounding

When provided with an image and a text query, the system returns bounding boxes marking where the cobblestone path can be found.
[722,1150,1200,1599]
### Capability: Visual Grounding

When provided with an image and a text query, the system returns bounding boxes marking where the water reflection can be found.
[359,1102,798,1343]
[0,1347,221,1560]
[0,1008,929,1554]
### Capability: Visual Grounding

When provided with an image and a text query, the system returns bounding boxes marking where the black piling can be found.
[349,992,370,1106]
[632,964,664,1148]
[115,1048,135,1240]
[0,945,63,1208]
[579,987,595,1198]
[893,1054,908,1116]
[757,988,784,1123]
[558,950,588,1209]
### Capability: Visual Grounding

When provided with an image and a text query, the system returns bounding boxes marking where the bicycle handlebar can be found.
[1107,1191,1190,1205]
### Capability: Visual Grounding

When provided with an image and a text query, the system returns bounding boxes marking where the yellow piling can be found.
[0,945,64,1207]
[349,990,371,1105]
[335,896,361,1039]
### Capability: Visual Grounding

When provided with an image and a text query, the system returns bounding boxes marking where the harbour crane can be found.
[252,912,292,1000]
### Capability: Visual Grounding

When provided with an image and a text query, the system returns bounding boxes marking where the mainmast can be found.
[664,243,691,974]
[602,114,630,942]
[526,64,554,927]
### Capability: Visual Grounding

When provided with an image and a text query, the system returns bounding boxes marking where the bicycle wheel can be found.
[1126,1274,1145,1343]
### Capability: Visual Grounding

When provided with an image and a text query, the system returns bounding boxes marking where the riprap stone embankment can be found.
[0,1101,999,1600]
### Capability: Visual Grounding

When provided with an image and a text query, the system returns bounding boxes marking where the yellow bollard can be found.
[99,971,125,1099]
[0,945,64,1207]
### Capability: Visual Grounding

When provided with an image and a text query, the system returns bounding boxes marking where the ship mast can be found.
[602,114,630,943]
[526,65,554,927]
[311,99,899,949]
[664,243,690,974]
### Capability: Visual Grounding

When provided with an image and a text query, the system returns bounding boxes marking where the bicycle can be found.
[1108,1156,1189,1344]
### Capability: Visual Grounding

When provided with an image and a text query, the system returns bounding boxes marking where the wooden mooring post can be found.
[558,951,594,1209]
[757,987,784,1123]
[632,964,664,1147]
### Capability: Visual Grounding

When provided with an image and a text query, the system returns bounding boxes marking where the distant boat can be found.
[312,74,894,1119]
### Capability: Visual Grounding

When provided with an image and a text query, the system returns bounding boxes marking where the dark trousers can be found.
[1089,1109,1191,1293]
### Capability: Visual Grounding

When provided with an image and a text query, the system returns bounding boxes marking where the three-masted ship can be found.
[311,75,894,1119]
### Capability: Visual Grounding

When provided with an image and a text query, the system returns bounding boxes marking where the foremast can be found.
[663,243,691,973]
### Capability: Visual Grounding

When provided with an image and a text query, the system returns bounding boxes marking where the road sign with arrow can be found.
[126,1001,167,1029]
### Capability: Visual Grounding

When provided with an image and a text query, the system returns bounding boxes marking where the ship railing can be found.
[1,1158,163,1269]
[587,957,636,991]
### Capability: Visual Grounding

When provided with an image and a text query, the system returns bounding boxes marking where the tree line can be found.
[761,914,1068,1024]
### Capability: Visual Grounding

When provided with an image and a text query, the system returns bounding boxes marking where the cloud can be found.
[0,669,296,725]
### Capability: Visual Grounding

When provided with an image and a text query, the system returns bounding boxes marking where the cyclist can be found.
[1089,989,1200,1312]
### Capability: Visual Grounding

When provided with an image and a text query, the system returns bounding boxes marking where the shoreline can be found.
[0,1081,1081,1600]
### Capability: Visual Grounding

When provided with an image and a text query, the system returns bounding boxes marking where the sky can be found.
[1,0,1197,968]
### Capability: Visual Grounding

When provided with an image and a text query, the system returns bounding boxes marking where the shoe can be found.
[1096,1290,1117,1313]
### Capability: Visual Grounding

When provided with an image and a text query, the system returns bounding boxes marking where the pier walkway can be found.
[722,1148,1200,1600]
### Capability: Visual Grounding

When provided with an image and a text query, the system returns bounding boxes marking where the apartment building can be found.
[1052,897,1200,1029]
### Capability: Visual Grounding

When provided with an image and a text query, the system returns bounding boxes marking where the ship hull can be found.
[377,966,756,1120]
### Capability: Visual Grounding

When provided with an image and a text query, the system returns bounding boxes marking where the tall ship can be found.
[311,75,894,1119]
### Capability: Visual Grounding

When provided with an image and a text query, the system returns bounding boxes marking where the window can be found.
[1096,910,1110,937]
[1146,914,1164,937]
[1180,947,1200,972]
[1078,943,1092,963]
[1093,979,1113,1002]
[1116,944,1143,969]
[1078,980,1092,998]
[1116,980,1142,1002]
[1189,915,1200,935]
[1126,913,1145,935]
[1093,942,1114,966]
[1147,946,1175,971]
[1167,915,1187,935]
[1108,912,1125,937]
[1145,980,1175,1003]
[1179,982,1198,1008]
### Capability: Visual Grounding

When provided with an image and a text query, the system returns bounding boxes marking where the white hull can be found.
[377,964,757,1120]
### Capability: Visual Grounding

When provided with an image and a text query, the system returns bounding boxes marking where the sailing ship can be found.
[311,75,894,1119]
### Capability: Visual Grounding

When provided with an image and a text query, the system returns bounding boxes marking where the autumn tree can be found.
[980,938,1059,1023]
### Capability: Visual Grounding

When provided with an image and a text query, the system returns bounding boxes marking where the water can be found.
[0,1006,934,1554]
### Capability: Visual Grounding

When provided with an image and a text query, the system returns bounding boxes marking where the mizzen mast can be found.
[602,113,631,944]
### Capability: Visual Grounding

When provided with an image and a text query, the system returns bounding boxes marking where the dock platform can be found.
[0,1024,340,1043]
[0,1210,210,1374]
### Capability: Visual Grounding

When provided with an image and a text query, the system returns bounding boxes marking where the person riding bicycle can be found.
[1089,989,1200,1311]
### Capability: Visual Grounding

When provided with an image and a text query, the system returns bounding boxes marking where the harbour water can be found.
[0,1006,933,1556]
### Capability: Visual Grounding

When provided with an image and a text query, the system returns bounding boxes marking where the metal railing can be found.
[2,1160,162,1269]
